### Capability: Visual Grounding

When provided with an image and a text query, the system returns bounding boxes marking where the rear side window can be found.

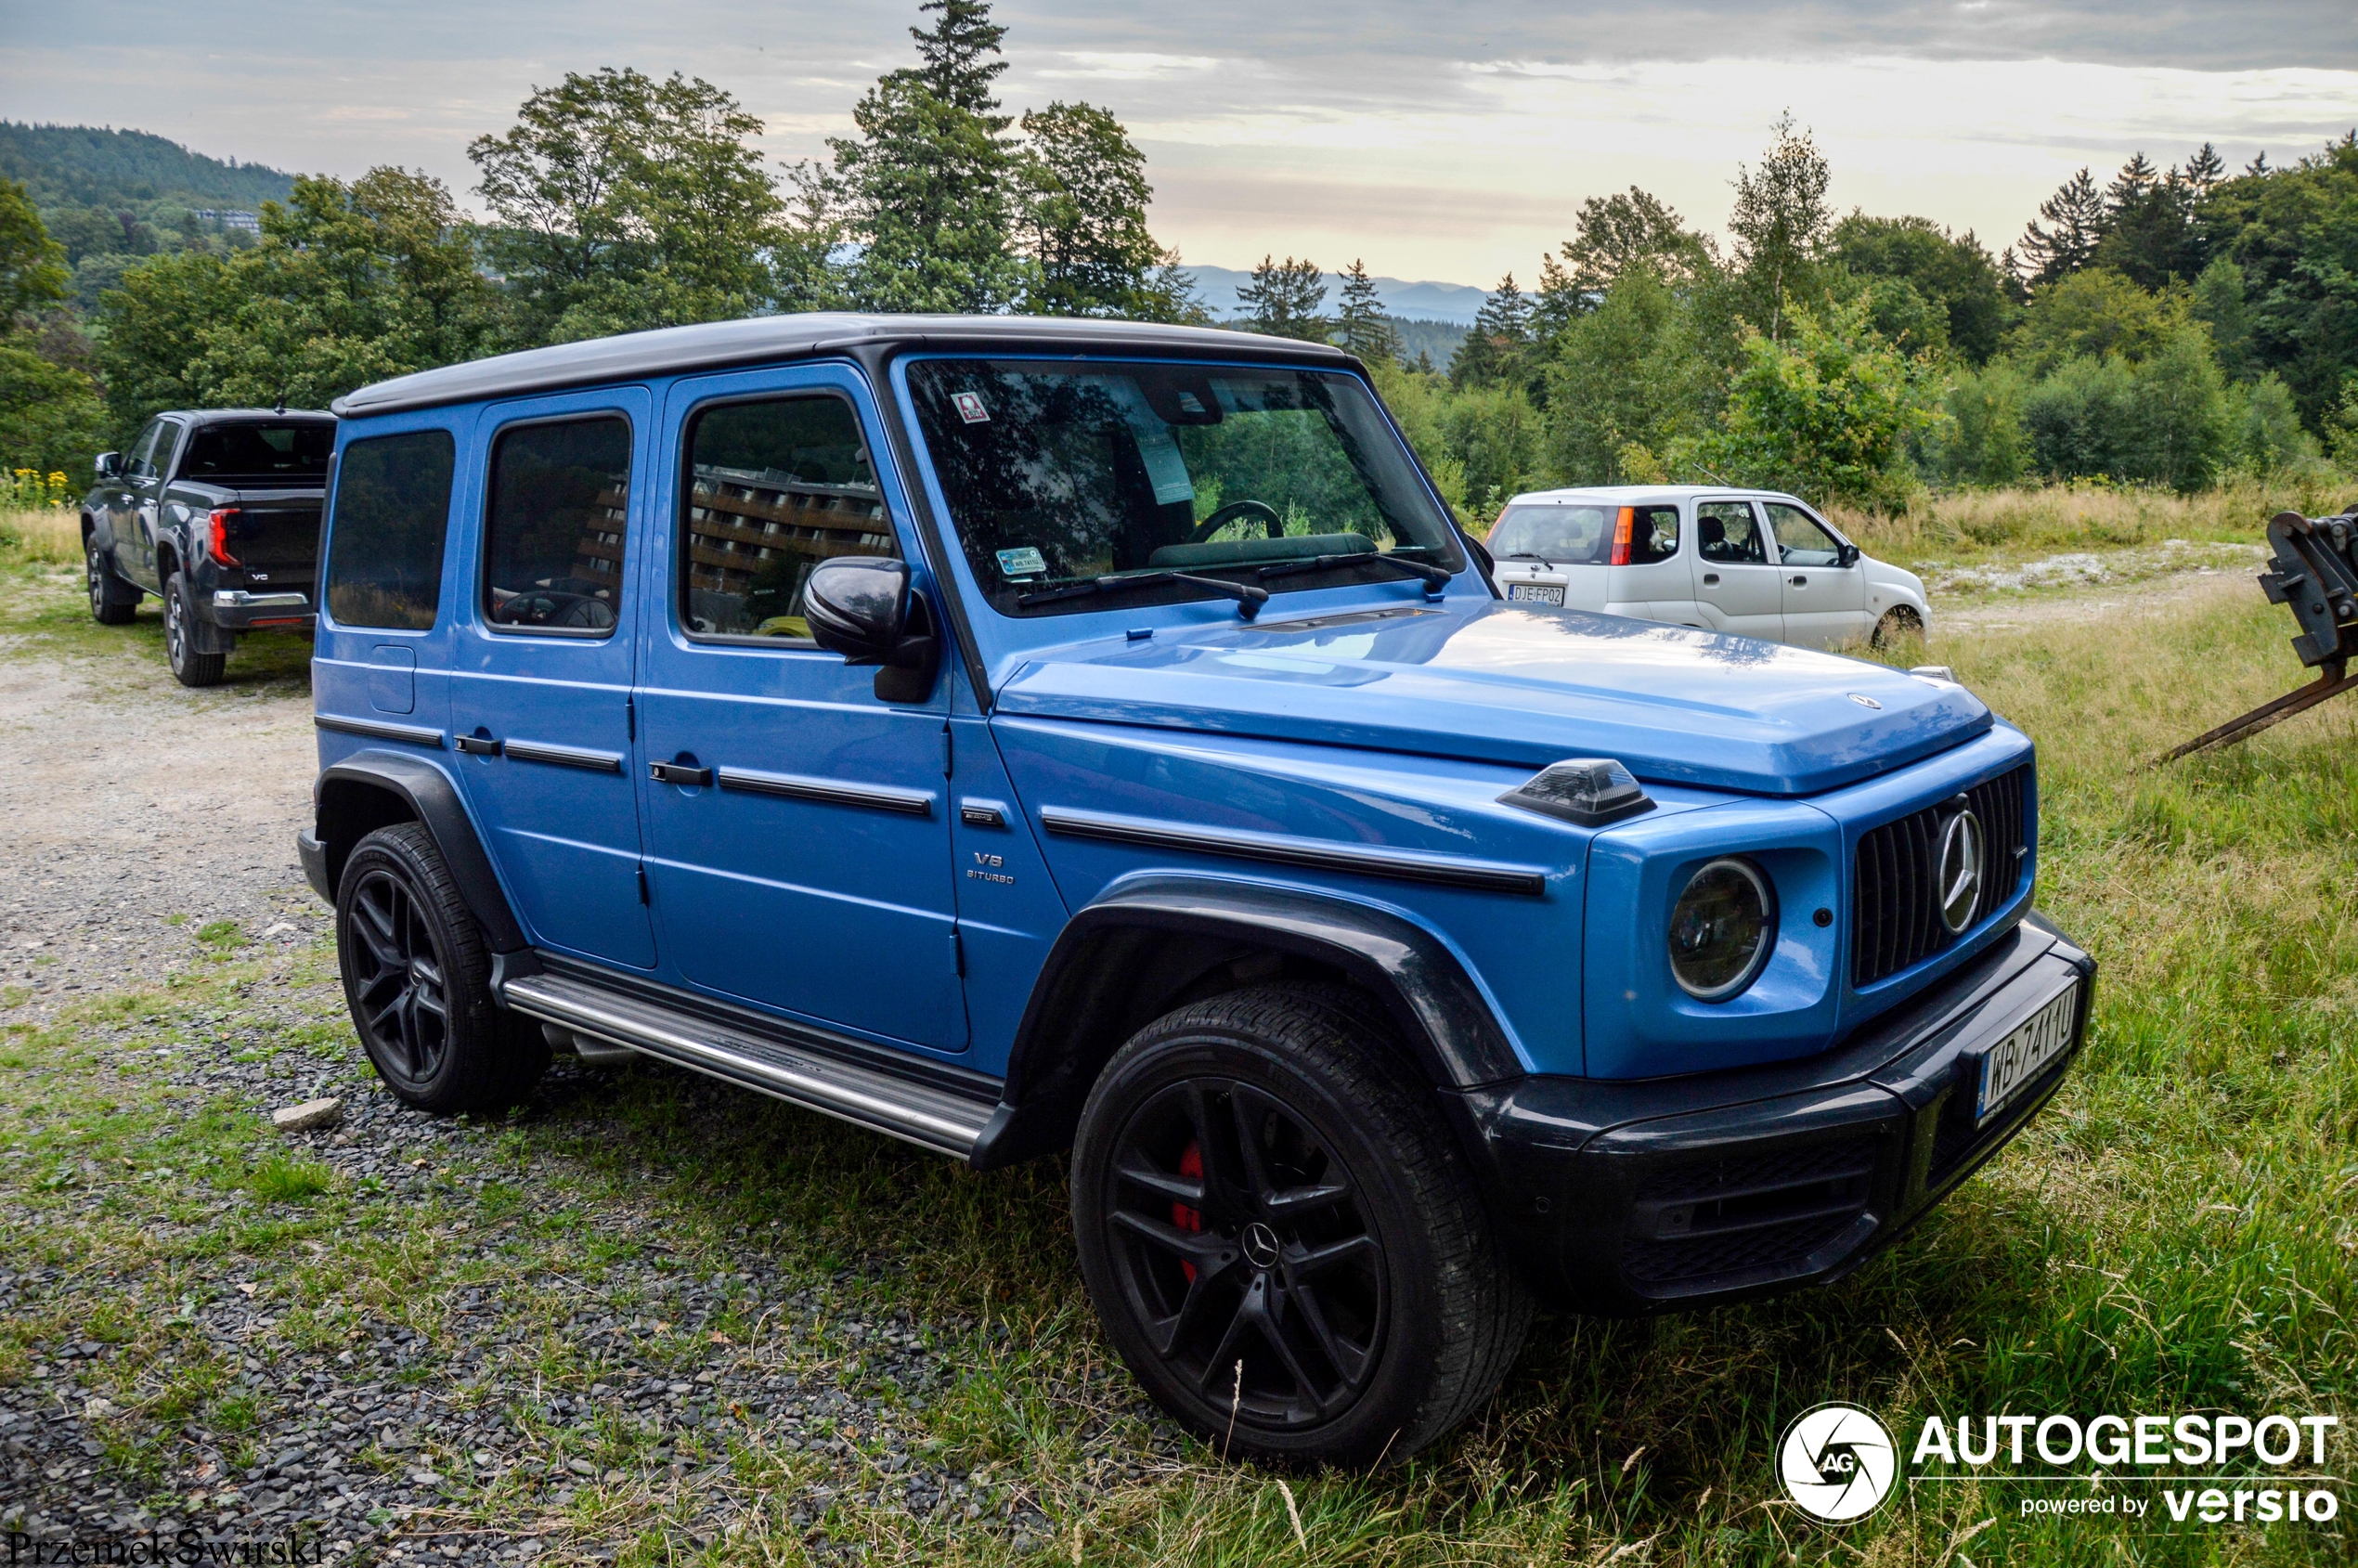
[1624,504,1679,564]
[326,430,456,629]
[1696,500,1768,564]
[679,395,894,642]
[483,417,631,635]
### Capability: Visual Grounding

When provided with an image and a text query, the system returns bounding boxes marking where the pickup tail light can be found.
[207,508,240,567]
[1608,506,1636,566]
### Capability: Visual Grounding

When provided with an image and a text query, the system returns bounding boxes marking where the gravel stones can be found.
[272,1096,344,1133]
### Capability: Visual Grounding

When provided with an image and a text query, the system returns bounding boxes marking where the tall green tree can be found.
[1236,254,1328,340]
[470,68,785,341]
[2015,168,2106,288]
[1543,262,1719,485]
[2203,131,2358,428]
[1450,273,1533,388]
[1728,112,1831,339]
[0,187,104,478]
[0,177,69,321]
[2094,151,2207,288]
[1333,258,1397,363]
[1828,214,2012,364]
[1016,101,1168,317]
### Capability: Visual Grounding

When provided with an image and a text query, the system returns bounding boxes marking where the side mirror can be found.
[1838,542,1861,568]
[95,451,120,479]
[804,557,941,704]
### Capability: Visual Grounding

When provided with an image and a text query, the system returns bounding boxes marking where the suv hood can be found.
[992,602,1990,797]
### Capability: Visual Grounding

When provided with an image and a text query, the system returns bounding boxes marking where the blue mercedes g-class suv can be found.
[298,315,2092,1467]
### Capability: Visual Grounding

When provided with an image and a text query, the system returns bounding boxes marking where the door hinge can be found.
[626,695,636,741]
[941,721,953,778]
[636,864,650,905]
[950,927,965,978]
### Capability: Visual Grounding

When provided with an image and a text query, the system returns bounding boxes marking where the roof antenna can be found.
[273,388,287,415]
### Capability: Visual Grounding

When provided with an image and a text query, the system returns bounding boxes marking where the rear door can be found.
[1691,498,1784,640]
[1764,501,1870,648]
[634,364,966,1054]
[448,389,657,970]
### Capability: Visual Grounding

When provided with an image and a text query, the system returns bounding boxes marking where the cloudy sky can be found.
[6,0,2355,286]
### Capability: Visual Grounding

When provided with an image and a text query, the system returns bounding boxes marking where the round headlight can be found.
[1667,857,1776,1002]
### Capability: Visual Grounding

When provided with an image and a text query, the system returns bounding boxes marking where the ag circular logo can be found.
[1778,1402,1898,1523]
[1936,808,1986,935]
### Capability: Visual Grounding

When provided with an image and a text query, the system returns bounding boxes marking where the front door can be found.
[1763,501,1871,648]
[1691,499,1784,640]
[635,367,966,1053]
[125,417,180,590]
[448,391,657,969]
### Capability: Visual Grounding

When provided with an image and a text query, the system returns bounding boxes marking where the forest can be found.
[2,0,2354,521]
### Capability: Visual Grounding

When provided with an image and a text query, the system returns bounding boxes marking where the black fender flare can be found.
[310,750,527,952]
[968,875,1524,1169]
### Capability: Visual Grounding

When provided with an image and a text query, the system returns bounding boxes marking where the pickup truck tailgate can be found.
[219,497,319,588]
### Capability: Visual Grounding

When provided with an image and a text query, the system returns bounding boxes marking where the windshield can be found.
[905,358,1463,616]
[180,422,334,483]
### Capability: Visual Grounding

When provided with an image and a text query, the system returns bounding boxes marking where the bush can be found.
[2021,330,2232,490]
[2227,371,2316,473]
[1924,361,2030,486]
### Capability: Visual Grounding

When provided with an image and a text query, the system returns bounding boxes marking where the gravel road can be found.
[0,587,1099,1562]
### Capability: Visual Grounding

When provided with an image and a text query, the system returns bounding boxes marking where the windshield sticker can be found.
[952,391,991,423]
[1134,426,1197,508]
[995,546,1046,577]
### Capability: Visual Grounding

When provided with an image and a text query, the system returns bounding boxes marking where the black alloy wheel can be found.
[1103,1077,1386,1430]
[87,539,135,625]
[344,864,454,1094]
[164,572,225,686]
[1072,984,1530,1467]
[333,823,547,1114]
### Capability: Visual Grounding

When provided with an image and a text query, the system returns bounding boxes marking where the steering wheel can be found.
[1185,499,1283,546]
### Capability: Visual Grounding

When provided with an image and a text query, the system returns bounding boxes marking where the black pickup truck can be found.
[82,408,335,685]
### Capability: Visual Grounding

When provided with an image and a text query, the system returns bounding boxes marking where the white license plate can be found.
[1975,982,2080,1124]
[1508,582,1565,605]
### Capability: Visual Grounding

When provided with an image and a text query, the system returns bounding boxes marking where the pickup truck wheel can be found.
[86,539,138,625]
[163,572,226,686]
[335,823,548,1115]
[1070,983,1531,1467]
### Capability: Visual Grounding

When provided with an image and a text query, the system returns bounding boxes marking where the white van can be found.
[1483,486,1929,649]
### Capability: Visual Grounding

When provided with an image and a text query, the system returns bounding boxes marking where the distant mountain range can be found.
[1184,265,1488,328]
[1,123,296,213]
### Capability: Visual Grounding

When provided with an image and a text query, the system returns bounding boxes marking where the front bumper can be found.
[1460,914,2093,1314]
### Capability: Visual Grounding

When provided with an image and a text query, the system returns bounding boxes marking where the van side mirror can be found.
[95,451,120,479]
[804,557,941,704]
[1837,542,1861,568]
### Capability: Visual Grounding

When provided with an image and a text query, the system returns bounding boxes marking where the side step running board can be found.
[501,972,996,1159]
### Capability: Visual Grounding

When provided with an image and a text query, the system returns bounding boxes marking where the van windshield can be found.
[904,358,1464,616]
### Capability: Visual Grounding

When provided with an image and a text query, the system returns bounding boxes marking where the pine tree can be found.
[1449,272,1533,388]
[896,0,1010,126]
[2106,152,2161,214]
[2183,142,2226,197]
[1236,254,1328,340]
[1333,257,1396,362]
[2015,167,2106,289]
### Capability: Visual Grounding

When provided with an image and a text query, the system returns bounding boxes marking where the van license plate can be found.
[1975,981,2079,1124]
[1508,583,1565,605]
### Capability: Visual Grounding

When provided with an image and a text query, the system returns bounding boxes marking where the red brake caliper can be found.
[1173,1140,1203,1283]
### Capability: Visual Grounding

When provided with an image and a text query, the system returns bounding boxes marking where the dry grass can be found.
[1829,473,2355,567]
[0,507,81,567]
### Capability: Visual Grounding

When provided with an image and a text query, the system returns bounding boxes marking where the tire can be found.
[1070,983,1532,1468]
[1872,604,1924,650]
[335,823,548,1115]
[86,538,137,625]
[163,572,226,687]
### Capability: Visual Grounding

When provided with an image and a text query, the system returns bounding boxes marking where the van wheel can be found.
[164,573,226,686]
[87,538,137,625]
[1070,984,1531,1468]
[1872,604,1924,650]
[335,823,548,1115]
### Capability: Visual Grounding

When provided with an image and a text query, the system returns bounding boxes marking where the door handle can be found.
[1790,575,1808,587]
[455,732,502,756]
[1702,572,1720,586]
[650,759,713,786]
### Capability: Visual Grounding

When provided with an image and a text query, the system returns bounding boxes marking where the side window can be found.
[1765,502,1845,567]
[1627,504,1679,564]
[131,419,175,479]
[679,394,895,642]
[326,430,457,630]
[483,417,631,635]
[1695,500,1767,564]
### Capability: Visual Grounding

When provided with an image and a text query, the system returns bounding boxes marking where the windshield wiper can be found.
[1255,551,1454,590]
[1016,569,1269,619]
[1505,551,1559,568]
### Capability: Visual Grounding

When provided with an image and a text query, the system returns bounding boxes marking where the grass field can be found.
[3,497,2353,1564]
